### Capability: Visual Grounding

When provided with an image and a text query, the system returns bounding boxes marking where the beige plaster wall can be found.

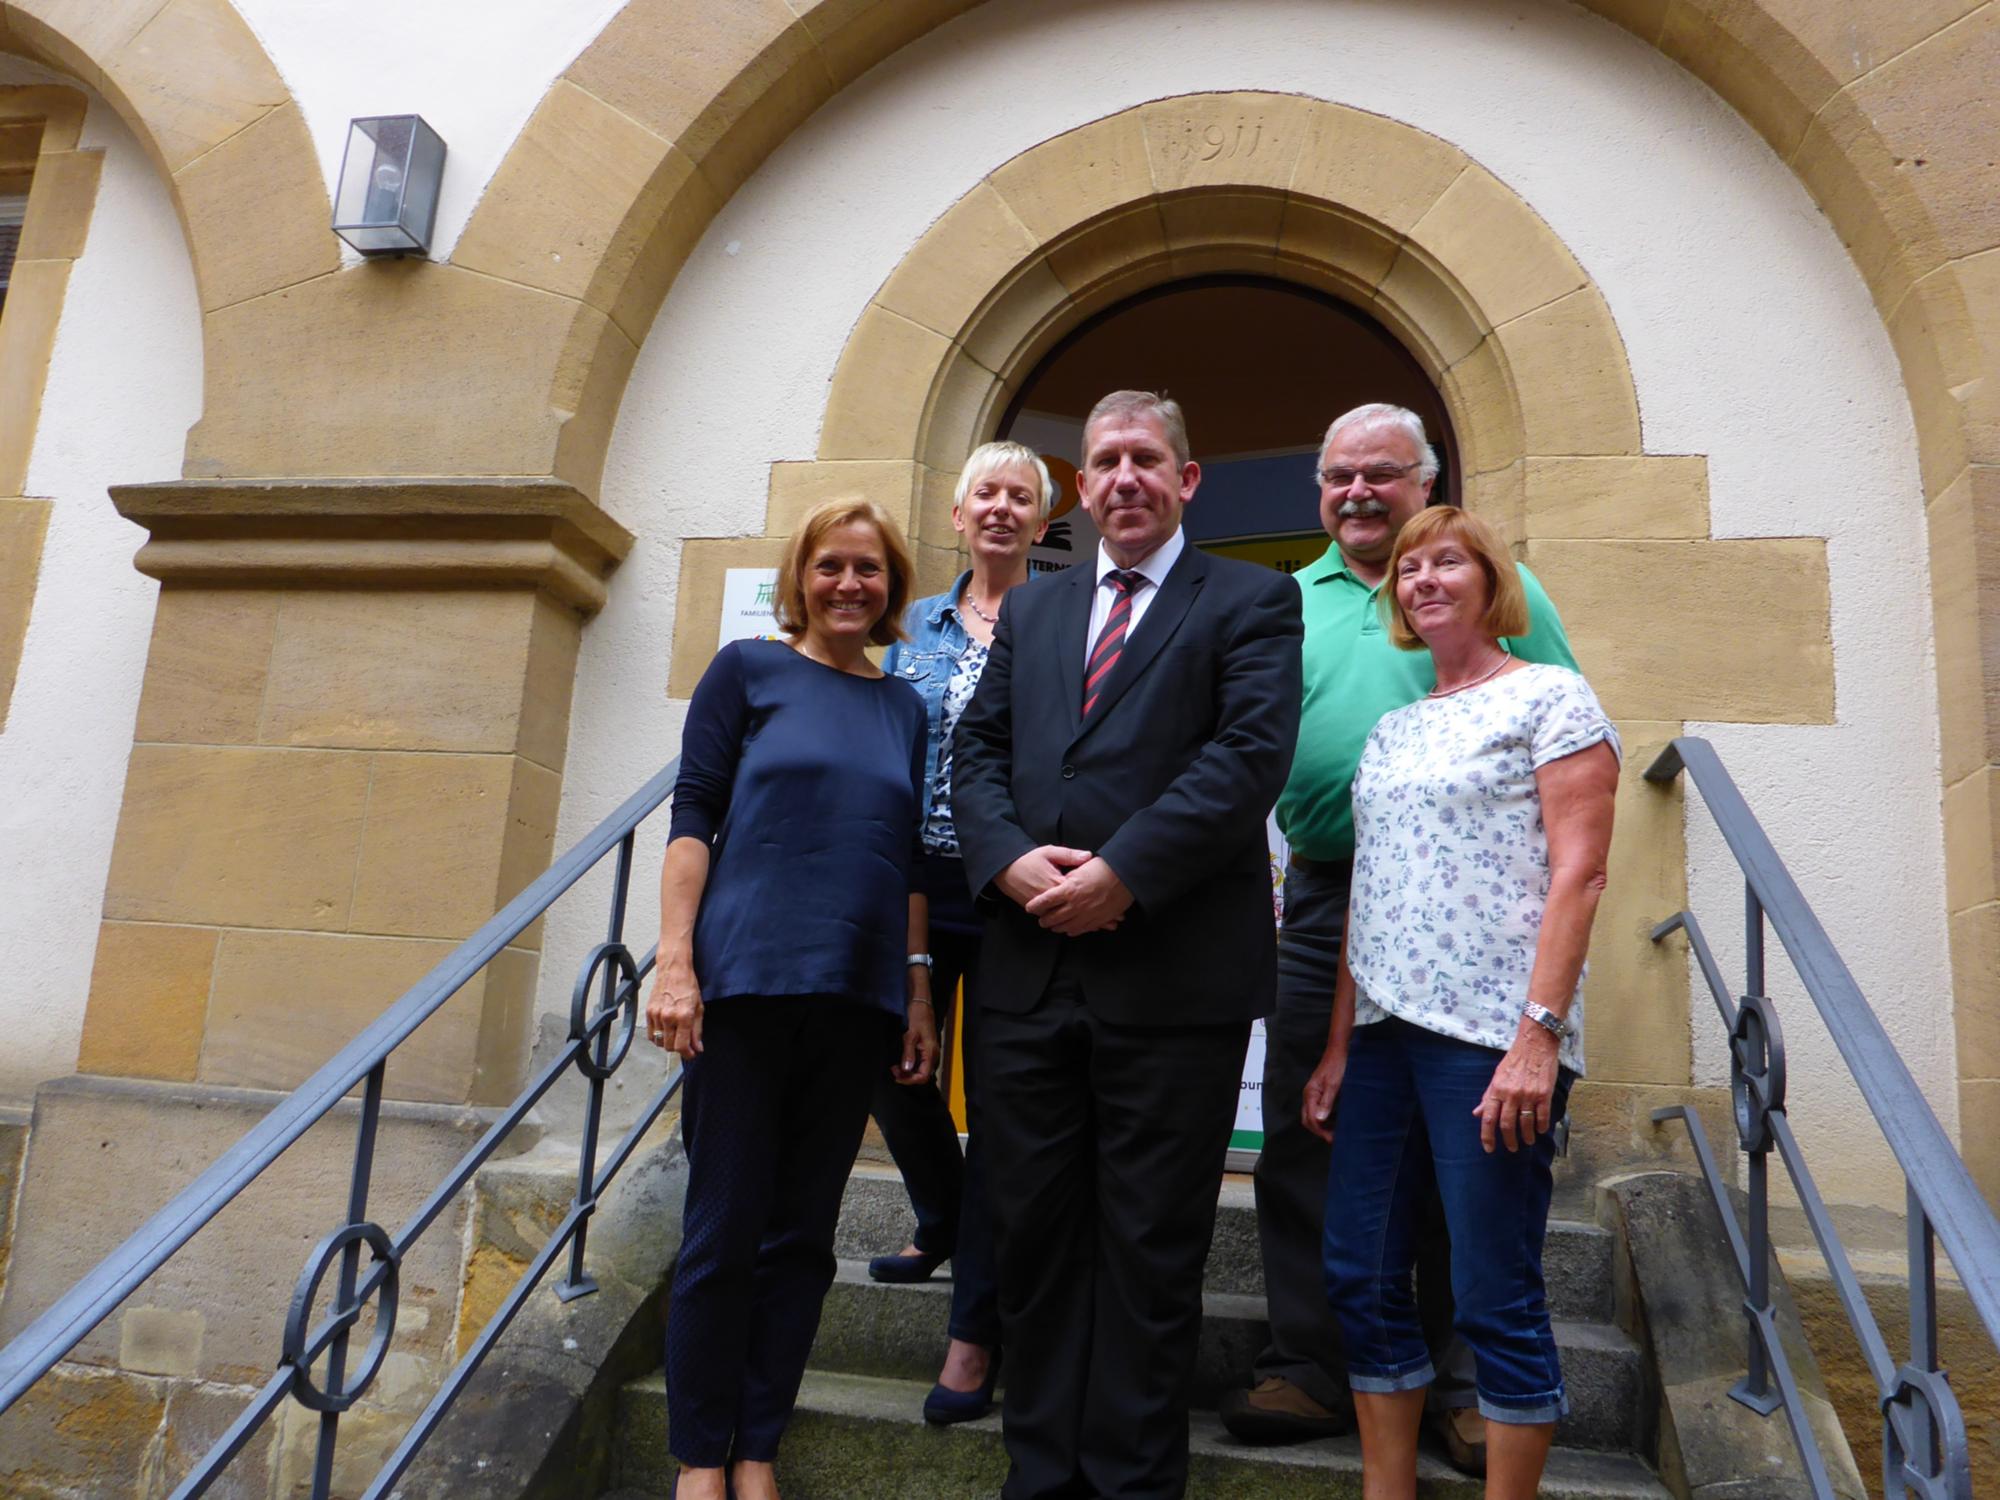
[0,56,200,1105]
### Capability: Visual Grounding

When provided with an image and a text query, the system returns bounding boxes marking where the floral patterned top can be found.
[1347,662,1619,1075]
[921,638,990,856]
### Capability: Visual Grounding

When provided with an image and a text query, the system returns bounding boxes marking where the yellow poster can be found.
[1197,533,1329,576]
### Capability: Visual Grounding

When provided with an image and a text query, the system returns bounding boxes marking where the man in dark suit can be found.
[954,390,1304,1500]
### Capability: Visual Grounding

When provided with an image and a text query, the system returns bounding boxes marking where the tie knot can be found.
[1107,568,1144,596]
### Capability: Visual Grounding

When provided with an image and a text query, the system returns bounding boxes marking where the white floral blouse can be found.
[920,638,989,856]
[1346,662,1619,1076]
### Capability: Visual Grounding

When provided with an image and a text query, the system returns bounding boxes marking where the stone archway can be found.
[449,4,1996,1192]
[657,93,1831,1150]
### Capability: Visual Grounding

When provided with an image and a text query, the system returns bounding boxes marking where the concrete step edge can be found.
[835,1167,1619,1316]
[614,1370,1674,1499]
[808,1262,1644,1452]
[825,1258,1639,1355]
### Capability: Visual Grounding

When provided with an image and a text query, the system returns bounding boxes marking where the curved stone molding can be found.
[813,95,1632,530]
[111,479,636,616]
[0,83,98,728]
[484,2,1991,510]
[0,0,336,317]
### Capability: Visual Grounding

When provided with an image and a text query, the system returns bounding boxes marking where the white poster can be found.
[719,567,783,647]
[1235,810,1291,1154]
[1234,1019,1267,1152]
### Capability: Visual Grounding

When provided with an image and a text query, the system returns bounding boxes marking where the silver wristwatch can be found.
[1523,1001,1571,1040]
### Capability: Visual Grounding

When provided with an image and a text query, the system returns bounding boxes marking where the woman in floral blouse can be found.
[1302,505,1619,1500]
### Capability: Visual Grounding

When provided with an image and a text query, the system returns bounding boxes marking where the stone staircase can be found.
[601,1163,1674,1498]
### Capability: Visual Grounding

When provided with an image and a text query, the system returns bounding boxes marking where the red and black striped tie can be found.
[1083,569,1145,717]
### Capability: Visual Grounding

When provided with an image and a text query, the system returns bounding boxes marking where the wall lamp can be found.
[332,115,446,257]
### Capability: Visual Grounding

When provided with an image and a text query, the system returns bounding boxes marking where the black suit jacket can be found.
[953,542,1303,1027]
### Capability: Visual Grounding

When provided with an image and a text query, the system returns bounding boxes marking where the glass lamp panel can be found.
[338,221,423,254]
[333,116,416,230]
[396,120,446,252]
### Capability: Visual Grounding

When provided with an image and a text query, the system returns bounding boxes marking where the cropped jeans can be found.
[1322,1016,1574,1425]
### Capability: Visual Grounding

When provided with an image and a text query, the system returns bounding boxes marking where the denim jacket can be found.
[880,570,975,819]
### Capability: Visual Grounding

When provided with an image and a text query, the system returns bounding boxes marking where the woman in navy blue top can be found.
[646,498,936,1500]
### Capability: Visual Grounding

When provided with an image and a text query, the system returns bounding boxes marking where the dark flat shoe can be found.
[867,1248,948,1283]
[923,1352,1000,1425]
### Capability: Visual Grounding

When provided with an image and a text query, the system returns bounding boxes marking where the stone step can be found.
[808,1260,1642,1453]
[835,1163,1619,1322]
[612,1370,1674,1499]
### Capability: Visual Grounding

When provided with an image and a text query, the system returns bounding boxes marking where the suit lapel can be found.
[1074,544,1206,735]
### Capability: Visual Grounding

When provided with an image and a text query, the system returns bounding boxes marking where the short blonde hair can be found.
[1382,506,1528,650]
[1084,390,1190,468]
[772,498,915,648]
[955,441,1057,522]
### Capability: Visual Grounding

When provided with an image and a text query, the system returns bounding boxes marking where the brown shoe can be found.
[1218,1377,1354,1444]
[1431,1405,1487,1477]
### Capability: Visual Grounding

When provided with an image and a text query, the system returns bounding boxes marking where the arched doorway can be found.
[984,274,1457,1159]
[995,276,1455,579]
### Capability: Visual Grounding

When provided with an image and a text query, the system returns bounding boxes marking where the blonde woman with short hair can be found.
[867,440,1054,1425]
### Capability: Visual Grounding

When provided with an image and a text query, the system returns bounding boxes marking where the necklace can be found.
[961,591,1001,626]
[1427,652,1512,698]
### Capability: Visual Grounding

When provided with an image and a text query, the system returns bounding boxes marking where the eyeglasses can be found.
[1318,461,1420,488]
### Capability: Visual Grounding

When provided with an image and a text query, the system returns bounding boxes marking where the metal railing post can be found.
[1905,1185,1940,1490]
[1735,885,1779,1413]
[313,1059,384,1499]
[559,830,638,1302]
[1645,739,1998,1500]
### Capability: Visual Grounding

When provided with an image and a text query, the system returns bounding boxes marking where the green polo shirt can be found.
[1275,545,1578,861]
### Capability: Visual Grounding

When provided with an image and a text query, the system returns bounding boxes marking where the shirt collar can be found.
[1094,527,1185,590]
[1302,543,1384,594]
[926,569,975,626]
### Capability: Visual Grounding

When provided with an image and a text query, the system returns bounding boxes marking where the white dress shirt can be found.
[1083,528,1186,673]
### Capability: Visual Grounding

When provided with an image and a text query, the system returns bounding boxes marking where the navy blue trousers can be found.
[867,922,1001,1346]
[666,996,895,1466]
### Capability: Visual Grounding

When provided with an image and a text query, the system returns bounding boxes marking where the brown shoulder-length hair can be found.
[771,497,915,648]
[1381,505,1528,650]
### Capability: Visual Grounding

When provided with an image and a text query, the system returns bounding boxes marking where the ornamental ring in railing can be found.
[1729,993,1786,1152]
[1883,1363,1972,1500]
[282,1220,400,1414]
[570,940,641,1081]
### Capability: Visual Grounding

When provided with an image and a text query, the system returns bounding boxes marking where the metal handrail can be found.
[0,758,686,1500]
[1647,736,1998,1500]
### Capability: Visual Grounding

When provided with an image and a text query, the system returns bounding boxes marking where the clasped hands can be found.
[997,845,1132,936]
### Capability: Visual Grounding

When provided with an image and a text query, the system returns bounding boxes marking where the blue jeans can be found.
[1323,1016,1574,1425]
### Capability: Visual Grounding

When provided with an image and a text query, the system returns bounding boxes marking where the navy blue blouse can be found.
[668,639,927,1017]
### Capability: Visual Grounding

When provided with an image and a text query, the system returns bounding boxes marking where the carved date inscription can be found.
[1160,115,1267,166]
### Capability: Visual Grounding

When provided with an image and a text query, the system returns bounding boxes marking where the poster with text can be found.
[718,568,783,648]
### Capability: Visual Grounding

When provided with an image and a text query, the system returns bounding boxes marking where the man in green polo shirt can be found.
[1219,404,1576,1475]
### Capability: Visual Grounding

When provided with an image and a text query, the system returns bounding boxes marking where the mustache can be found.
[1336,498,1390,519]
